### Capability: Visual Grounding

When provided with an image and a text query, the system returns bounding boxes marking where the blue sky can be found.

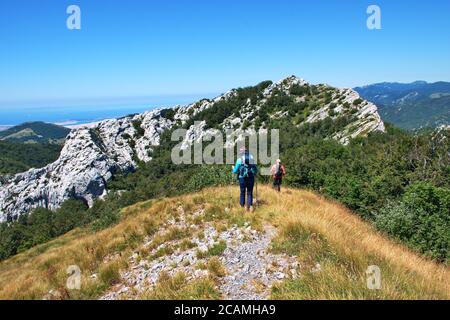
[1,0,450,107]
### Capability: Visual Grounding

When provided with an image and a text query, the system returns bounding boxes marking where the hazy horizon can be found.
[0,93,217,126]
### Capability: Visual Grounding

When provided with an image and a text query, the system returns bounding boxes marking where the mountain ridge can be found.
[0,76,385,221]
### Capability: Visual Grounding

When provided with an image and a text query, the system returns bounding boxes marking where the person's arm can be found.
[282,165,286,176]
[232,158,241,174]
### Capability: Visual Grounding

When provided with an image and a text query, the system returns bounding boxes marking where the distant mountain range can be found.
[0,122,70,144]
[355,81,450,130]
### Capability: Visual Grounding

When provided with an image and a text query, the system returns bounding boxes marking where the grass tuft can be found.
[207,257,227,278]
[197,241,227,259]
[140,272,221,300]
[99,262,121,287]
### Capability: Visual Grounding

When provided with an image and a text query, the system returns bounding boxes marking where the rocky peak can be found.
[263,75,307,96]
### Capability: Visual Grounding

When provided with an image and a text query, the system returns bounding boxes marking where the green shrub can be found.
[132,120,145,137]
[375,183,450,261]
[353,98,363,106]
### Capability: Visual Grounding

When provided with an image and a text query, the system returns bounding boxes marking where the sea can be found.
[0,94,215,130]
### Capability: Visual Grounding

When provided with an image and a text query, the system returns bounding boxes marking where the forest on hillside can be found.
[0,141,63,175]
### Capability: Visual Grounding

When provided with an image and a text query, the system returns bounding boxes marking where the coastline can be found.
[64,120,107,130]
[0,125,13,132]
[0,120,108,132]
[0,120,106,132]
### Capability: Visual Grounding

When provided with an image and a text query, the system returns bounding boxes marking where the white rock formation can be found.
[305,87,385,144]
[0,109,174,221]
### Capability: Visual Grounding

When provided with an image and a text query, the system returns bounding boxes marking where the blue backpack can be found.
[239,153,257,179]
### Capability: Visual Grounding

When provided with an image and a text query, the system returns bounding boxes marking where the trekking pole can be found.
[229,168,234,209]
[255,176,258,207]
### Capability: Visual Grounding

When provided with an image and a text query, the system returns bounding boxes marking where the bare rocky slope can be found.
[0,76,385,221]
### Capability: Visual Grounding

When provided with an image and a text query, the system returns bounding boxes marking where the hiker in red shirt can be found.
[270,159,286,192]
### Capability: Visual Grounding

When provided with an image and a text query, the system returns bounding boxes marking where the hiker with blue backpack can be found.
[232,146,258,211]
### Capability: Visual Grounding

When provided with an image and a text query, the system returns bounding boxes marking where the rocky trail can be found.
[100,208,298,300]
[218,225,298,299]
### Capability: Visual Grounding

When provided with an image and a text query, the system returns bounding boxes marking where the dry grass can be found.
[0,185,448,300]
[0,199,166,299]
[207,257,227,278]
[257,186,450,299]
[138,271,221,300]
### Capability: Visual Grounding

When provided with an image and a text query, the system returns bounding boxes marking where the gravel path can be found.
[219,225,298,299]
[100,209,298,300]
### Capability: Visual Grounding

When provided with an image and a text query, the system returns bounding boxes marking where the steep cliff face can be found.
[304,86,385,144]
[0,76,385,221]
[0,110,176,221]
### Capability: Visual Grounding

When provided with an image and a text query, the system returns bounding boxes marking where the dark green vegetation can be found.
[0,122,69,174]
[0,194,134,260]
[186,81,273,129]
[280,125,449,261]
[0,121,70,144]
[0,140,62,175]
[374,182,449,261]
[355,81,450,130]
[1,81,449,263]
[186,80,352,132]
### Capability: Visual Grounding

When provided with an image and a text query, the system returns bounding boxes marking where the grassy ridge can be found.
[0,186,448,300]
[0,121,70,143]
